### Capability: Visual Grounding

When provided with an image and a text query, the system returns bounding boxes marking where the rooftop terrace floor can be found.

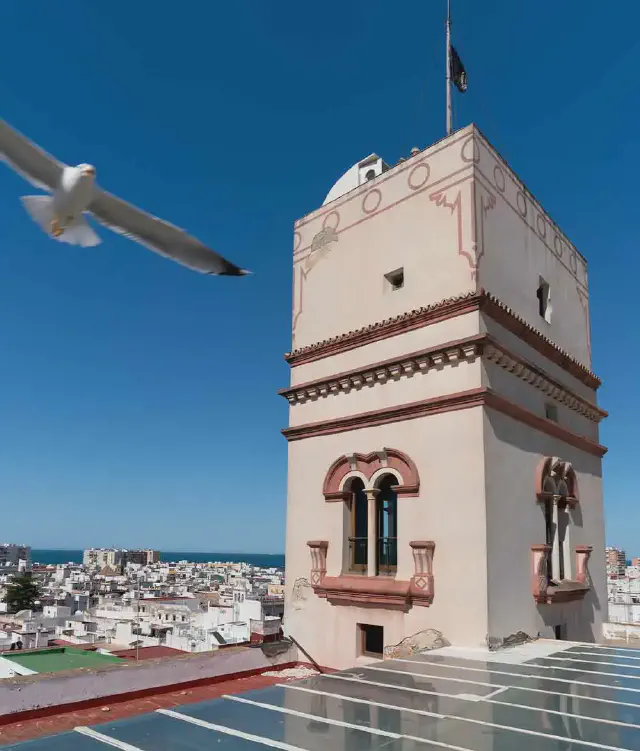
[3,641,640,749]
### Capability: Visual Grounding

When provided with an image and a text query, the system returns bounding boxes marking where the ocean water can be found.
[31,549,285,568]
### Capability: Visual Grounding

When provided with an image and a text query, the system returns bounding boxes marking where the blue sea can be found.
[31,549,285,568]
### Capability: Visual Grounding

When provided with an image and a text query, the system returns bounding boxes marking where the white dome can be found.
[323,154,389,206]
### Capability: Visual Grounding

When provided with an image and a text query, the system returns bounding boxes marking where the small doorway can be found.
[554,624,566,640]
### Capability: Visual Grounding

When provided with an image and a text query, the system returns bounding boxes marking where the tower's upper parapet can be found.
[291,125,592,369]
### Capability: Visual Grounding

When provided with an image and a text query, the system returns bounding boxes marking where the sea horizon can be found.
[31,549,285,568]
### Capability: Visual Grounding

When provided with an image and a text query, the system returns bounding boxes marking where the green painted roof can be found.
[7,647,121,674]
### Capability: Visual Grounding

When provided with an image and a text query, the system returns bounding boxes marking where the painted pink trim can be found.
[322,448,420,500]
[429,189,470,275]
[293,166,473,262]
[534,456,580,505]
[429,181,496,284]
[293,130,470,232]
[471,124,588,284]
[475,167,588,292]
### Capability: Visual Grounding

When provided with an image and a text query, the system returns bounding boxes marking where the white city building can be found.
[0,544,31,571]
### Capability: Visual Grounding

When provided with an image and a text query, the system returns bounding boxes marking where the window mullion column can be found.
[365,489,379,577]
[551,494,561,580]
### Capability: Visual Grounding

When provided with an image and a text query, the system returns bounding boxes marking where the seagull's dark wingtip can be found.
[207,266,252,277]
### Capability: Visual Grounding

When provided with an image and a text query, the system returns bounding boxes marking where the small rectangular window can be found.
[537,278,551,322]
[385,268,404,291]
[358,623,383,657]
[545,403,558,422]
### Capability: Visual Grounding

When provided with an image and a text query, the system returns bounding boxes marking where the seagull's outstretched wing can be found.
[0,119,64,192]
[88,188,249,276]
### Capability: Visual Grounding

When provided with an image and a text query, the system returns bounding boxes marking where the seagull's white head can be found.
[78,163,96,178]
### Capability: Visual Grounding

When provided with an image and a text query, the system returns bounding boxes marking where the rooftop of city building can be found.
[2,648,122,674]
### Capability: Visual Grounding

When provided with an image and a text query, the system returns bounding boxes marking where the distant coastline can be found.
[31,549,285,568]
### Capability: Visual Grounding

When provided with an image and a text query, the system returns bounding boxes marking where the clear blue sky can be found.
[0,1,637,554]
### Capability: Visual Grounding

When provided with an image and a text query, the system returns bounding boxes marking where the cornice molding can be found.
[282,386,607,458]
[283,388,485,441]
[483,340,607,423]
[285,291,479,366]
[281,334,482,403]
[284,289,600,390]
[281,333,605,424]
[479,292,599,389]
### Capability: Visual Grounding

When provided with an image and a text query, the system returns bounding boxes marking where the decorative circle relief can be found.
[408,162,430,190]
[322,211,340,231]
[293,231,302,252]
[493,165,506,193]
[461,135,480,163]
[569,252,578,273]
[554,235,564,258]
[536,214,547,239]
[516,191,527,217]
[362,189,382,214]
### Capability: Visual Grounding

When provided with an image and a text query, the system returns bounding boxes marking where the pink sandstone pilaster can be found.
[409,541,435,606]
[531,544,551,604]
[307,541,328,590]
[575,545,593,585]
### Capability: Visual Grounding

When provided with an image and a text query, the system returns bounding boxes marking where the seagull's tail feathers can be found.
[21,195,55,234]
[21,196,101,248]
[63,215,101,248]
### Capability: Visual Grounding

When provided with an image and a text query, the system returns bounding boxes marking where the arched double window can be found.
[346,473,398,576]
[323,448,419,579]
[536,457,579,584]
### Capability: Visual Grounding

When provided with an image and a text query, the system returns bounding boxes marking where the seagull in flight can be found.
[0,118,249,276]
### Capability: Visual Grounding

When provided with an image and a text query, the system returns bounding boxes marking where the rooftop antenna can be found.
[445,0,468,136]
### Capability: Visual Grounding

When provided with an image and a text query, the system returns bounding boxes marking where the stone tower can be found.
[281,125,606,670]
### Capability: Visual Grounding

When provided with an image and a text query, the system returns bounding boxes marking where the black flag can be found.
[450,45,468,93]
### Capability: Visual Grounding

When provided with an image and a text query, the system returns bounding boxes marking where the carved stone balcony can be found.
[306,540,434,611]
[531,544,592,604]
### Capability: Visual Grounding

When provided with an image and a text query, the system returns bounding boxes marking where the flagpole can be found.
[446,0,452,135]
